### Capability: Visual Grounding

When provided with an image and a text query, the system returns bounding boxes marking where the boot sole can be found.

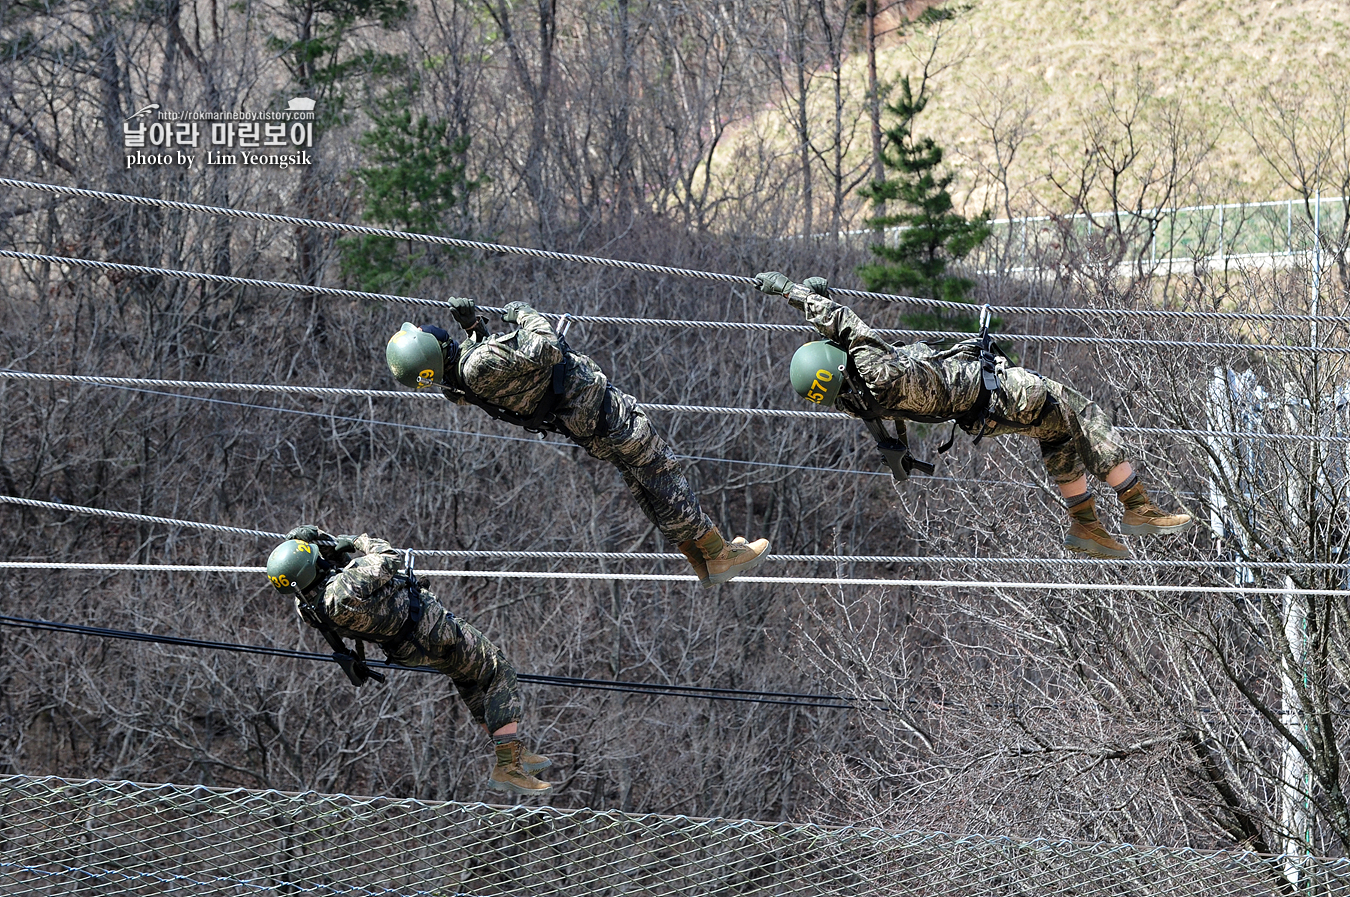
[1120,518,1194,537]
[523,758,552,774]
[706,546,771,585]
[487,779,552,796]
[1065,536,1129,560]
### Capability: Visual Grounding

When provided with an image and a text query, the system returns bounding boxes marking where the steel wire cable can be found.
[4,247,1349,357]
[0,613,857,710]
[5,177,1350,324]
[3,561,1345,596]
[6,495,1344,572]
[4,369,1344,443]
[0,375,1268,498]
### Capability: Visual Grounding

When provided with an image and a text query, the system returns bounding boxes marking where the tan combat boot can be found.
[487,740,552,797]
[520,745,552,774]
[1064,494,1129,559]
[1117,481,1193,536]
[678,535,755,586]
[678,540,711,585]
[694,528,770,586]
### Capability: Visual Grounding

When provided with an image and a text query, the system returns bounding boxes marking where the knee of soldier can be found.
[597,425,668,469]
[1039,435,1071,458]
[1040,437,1084,484]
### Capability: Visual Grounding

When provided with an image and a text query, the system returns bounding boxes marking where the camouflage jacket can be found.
[438,308,611,436]
[788,283,985,422]
[294,534,418,645]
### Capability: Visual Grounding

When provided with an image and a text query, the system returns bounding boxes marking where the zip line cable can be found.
[0,613,856,710]
[4,177,1349,325]
[3,247,1348,357]
[4,369,1344,443]
[17,611,1350,720]
[3,561,1345,597]
[5,496,1344,572]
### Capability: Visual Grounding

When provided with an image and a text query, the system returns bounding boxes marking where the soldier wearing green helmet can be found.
[755,271,1192,560]
[266,527,552,797]
[386,297,769,586]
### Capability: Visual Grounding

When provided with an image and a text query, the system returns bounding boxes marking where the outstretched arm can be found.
[754,271,894,356]
[502,301,558,342]
[501,301,566,367]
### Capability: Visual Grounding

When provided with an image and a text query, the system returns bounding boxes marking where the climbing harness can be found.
[935,304,1005,453]
[384,548,425,657]
[844,304,1022,483]
[298,565,387,689]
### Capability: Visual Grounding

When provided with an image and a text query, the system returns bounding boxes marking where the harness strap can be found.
[448,330,573,435]
[381,549,425,659]
[843,357,935,482]
[954,306,1003,448]
[301,591,386,688]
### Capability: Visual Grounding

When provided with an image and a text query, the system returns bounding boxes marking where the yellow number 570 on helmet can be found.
[789,340,848,406]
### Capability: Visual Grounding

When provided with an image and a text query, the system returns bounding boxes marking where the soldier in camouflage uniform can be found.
[754,271,1192,558]
[385,299,769,585]
[265,526,552,796]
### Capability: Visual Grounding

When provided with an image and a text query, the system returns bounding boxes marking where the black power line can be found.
[0,613,857,711]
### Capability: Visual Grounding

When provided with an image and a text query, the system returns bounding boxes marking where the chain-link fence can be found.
[2,774,1349,896]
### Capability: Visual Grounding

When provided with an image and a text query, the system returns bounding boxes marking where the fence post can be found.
[1218,204,1225,266]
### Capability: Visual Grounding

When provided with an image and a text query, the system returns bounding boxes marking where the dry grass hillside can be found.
[743,0,1350,226]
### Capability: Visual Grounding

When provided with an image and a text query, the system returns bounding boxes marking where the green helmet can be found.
[266,539,320,593]
[386,322,444,389]
[790,340,848,406]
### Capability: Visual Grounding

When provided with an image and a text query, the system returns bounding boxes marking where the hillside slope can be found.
[810,0,1350,220]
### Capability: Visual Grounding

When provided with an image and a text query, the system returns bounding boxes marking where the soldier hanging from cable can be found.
[266,527,552,796]
[384,299,770,585]
[754,271,1192,559]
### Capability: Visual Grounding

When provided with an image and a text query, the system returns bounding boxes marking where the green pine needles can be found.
[858,76,989,332]
[340,101,481,294]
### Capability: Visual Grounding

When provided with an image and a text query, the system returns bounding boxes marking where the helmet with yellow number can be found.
[386,322,445,389]
[266,539,321,593]
[789,340,848,407]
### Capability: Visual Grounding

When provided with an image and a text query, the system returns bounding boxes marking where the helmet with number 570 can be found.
[386,322,445,389]
[789,340,848,407]
[266,539,321,593]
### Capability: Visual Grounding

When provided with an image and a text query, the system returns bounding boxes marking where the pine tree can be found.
[340,97,481,294]
[858,76,989,331]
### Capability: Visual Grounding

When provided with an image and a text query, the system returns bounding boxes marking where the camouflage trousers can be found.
[383,591,522,731]
[975,367,1131,485]
[565,385,715,545]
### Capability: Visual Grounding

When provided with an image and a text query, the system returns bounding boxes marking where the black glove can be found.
[286,524,327,544]
[421,323,451,344]
[803,276,830,298]
[448,297,479,331]
[502,301,534,323]
[753,271,792,296]
[333,535,357,555]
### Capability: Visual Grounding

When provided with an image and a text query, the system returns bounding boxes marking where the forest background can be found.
[2,0,1350,862]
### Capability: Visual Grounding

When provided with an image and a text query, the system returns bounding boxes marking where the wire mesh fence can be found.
[2,774,1349,896]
